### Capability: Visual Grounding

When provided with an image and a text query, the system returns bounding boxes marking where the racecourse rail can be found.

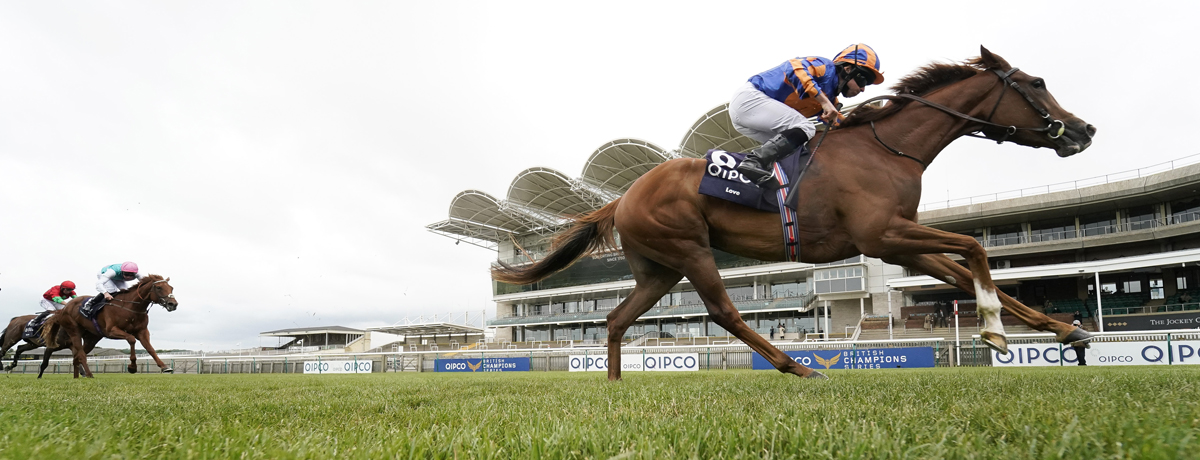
[10,330,1200,375]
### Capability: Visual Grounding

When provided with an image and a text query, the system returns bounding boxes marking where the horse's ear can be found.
[979,46,1011,71]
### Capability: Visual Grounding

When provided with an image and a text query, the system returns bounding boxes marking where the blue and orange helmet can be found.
[833,43,884,85]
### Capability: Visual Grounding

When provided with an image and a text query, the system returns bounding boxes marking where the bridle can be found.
[107,279,176,314]
[844,67,1069,170]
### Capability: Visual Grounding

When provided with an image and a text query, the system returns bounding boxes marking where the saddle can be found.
[22,311,54,341]
[698,148,810,262]
[81,295,108,320]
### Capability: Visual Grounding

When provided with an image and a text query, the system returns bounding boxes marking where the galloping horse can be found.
[1,313,77,373]
[493,47,1096,380]
[41,274,179,378]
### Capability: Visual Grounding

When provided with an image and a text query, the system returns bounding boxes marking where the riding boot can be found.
[736,128,810,186]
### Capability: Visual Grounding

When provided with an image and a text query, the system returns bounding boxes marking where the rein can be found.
[104,279,173,315]
[845,67,1067,168]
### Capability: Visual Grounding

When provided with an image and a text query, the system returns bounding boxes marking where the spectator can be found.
[924,313,933,330]
[1072,309,1083,324]
[1071,320,1088,366]
[770,326,776,340]
[1181,292,1193,304]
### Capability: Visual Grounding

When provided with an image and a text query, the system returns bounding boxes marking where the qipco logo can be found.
[707,151,752,184]
[644,355,697,370]
[444,362,467,370]
[569,357,608,371]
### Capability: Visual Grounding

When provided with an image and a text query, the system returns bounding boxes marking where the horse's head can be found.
[147,276,178,312]
[976,46,1096,157]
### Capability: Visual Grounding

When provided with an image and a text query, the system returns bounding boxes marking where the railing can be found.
[918,152,1200,212]
[488,292,817,327]
[1102,302,1200,316]
[970,210,1200,249]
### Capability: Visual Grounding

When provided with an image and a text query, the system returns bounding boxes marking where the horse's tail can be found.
[40,313,70,349]
[491,198,621,285]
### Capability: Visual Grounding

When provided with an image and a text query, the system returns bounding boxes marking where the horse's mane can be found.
[112,274,165,295]
[841,57,987,127]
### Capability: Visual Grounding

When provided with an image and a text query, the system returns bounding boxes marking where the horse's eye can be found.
[1032,79,1045,89]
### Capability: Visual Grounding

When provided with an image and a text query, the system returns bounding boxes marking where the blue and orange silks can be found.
[748,56,842,118]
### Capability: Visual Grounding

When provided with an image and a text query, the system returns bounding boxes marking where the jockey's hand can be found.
[819,104,843,127]
[103,292,113,301]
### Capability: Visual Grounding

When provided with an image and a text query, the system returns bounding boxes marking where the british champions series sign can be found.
[752,347,936,370]
[435,357,530,372]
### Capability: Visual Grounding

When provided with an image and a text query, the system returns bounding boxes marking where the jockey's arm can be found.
[815,91,842,125]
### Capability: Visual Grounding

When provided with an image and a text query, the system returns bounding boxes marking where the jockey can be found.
[84,262,148,311]
[40,281,77,311]
[733,43,885,185]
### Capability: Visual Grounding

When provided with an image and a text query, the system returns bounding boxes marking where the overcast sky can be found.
[2,1,1196,351]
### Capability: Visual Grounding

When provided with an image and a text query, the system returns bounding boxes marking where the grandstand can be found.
[427,102,1200,348]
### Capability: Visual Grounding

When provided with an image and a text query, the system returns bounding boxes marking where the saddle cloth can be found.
[81,295,107,320]
[22,311,54,341]
[697,148,809,262]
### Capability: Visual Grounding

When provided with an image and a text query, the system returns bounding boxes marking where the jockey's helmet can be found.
[833,43,884,85]
[121,261,139,273]
[61,281,76,290]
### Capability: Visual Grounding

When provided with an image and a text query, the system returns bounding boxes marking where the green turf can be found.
[0,367,1197,459]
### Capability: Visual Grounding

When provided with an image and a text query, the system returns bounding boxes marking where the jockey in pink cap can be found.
[82,262,148,313]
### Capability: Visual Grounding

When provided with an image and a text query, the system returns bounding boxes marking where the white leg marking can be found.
[974,279,1006,337]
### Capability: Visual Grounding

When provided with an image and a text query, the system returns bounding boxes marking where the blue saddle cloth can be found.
[22,311,54,341]
[81,295,107,320]
[697,148,807,212]
[697,147,809,262]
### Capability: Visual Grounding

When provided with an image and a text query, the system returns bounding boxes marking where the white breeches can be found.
[729,81,817,144]
[40,298,65,311]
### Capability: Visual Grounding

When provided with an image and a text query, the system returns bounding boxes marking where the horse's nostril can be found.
[1085,124,1097,137]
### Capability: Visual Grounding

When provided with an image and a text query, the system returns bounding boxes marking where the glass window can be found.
[1030,217,1076,243]
[1179,276,1189,290]
[1080,211,1117,237]
[726,286,754,301]
[1150,279,1164,300]
[771,282,807,298]
[988,224,1024,246]
[1122,280,1142,294]
[1126,205,1158,231]
[1172,197,1200,224]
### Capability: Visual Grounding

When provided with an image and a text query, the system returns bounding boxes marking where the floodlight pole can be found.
[1095,271,1105,332]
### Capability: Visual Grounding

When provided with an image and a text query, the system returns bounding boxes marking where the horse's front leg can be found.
[9,342,39,372]
[135,329,172,373]
[860,219,1012,354]
[883,253,1088,346]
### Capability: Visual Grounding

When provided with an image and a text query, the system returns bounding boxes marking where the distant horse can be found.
[493,47,1096,380]
[42,274,179,378]
[1,313,77,374]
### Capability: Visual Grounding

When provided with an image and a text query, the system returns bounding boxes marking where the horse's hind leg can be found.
[37,347,54,378]
[9,342,39,372]
[605,249,683,381]
[685,251,823,378]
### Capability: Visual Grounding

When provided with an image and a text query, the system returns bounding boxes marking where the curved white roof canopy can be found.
[678,104,759,158]
[580,138,670,195]
[507,167,607,217]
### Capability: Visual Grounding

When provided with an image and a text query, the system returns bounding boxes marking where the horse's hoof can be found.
[1063,327,1093,347]
[127,366,137,374]
[805,370,829,379]
[161,368,174,374]
[981,331,1009,355]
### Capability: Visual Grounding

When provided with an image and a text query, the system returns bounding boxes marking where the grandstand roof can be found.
[678,104,759,158]
[580,139,671,194]
[507,167,605,216]
[259,326,364,337]
[367,322,484,337]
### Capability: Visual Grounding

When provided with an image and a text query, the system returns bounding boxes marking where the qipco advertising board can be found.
[753,347,936,370]
[568,353,700,372]
[435,357,530,373]
[993,340,1200,367]
[302,360,374,374]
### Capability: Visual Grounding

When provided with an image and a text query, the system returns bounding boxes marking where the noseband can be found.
[848,67,1069,170]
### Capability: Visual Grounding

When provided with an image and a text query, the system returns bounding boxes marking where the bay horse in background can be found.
[494,47,1097,380]
[41,274,179,378]
[1,313,79,374]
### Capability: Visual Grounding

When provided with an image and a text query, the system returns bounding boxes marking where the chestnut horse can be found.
[41,274,179,378]
[0,313,77,373]
[493,47,1097,380]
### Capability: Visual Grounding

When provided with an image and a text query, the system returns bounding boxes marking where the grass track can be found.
[1,367,1198,459]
